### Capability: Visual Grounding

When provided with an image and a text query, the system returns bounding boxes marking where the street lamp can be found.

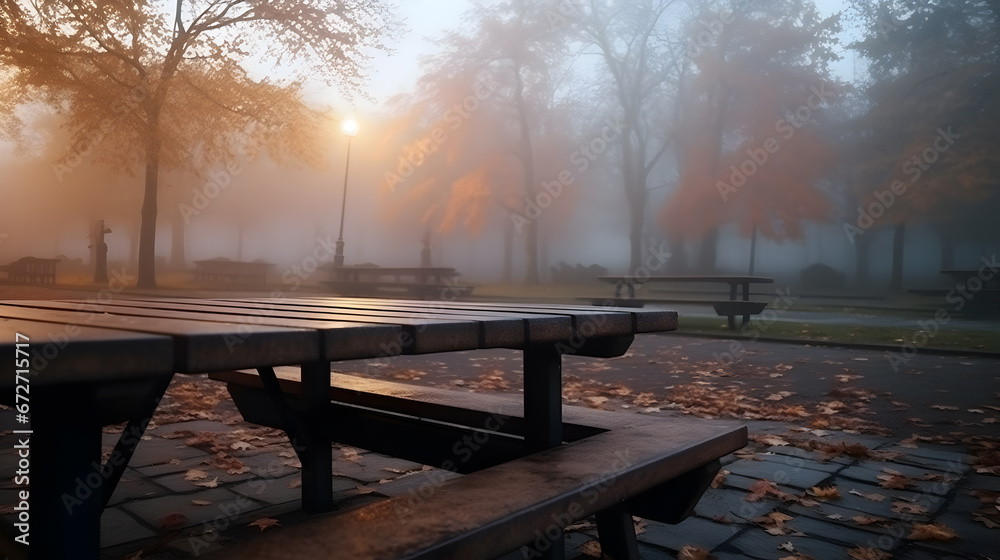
[333,117,359,267]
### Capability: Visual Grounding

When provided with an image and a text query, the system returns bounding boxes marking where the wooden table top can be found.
[0,297,677,388]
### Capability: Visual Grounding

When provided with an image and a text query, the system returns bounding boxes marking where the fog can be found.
[1,0,997,293]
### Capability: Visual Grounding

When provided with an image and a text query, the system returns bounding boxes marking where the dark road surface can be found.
[332,333,1000,441]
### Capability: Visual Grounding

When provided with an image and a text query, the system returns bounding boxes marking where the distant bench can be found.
[208,369,746,560]
[194,259,273,288]
[909,269,1000,318]
[0,256,59,284]
[321,265,474,299]
[590,275,774,329]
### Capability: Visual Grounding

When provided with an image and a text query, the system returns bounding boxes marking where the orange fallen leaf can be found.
[849,489,887,502]
[710,470,730,489]
[807,486,841,500]
[160,512,188,530]
[678,545,717,560]
[191,499,213,506]
[908,522,957,541]
[183,469,208,481]
[877,474,914,490]
[852,515,887,526]
[890,502,928,515]
[848,547,892,559]
[193,477,219,488]
[248,517,281,532]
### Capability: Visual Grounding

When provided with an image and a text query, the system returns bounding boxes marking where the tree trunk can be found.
[696,228,719,273]
[667,233,687,273]
[938,228,955,270]
[890,221,906,292]
[169,212,186,270]
[855,232,871,288]
[748,224,758,275]
[137,127,161,288]
[503,221,513,283]
[513,63,539,284]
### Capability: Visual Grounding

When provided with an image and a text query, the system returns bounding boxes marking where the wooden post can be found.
[91,220,111,283]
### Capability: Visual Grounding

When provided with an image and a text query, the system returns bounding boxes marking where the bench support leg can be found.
[101,374,174,509]
[523,344,562,452]
[300,361,334,512]
[596,504,640,560]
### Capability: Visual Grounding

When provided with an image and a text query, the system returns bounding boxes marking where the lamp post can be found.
[333,117,359,267]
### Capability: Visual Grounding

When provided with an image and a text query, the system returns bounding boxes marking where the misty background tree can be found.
[0,0,396,287]
[661,0,843,274]
[847,0,1000,291]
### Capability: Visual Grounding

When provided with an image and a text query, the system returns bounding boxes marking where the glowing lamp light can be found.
[341,118,359,137]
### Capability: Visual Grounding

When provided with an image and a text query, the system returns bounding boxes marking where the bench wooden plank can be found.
[0,302,318,372]
[208,421,745,560]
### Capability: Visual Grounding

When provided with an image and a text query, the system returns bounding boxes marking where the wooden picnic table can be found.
[321,265,474,298]
[194,259,274,288]
[597,275,775,329]
[0,297,744,559]
[0,257,60,284]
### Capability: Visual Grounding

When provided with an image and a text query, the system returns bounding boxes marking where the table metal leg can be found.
[523,344,562,452]
[300,361,333,512]
[596,504,640,560]
[523,344,564,560]
[30,398,102,560]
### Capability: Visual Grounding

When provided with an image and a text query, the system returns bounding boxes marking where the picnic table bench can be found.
[321,265,474,299]
[194,259,274,288]
[0,257,59,284]
[593,275,774,329]
[0,297,745,560]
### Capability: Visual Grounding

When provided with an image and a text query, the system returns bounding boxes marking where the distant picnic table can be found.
[0,256,59,284]
[320,265,474,298]
[194,259,273,288]
[594,275,775,329]
[910,269,1000,317]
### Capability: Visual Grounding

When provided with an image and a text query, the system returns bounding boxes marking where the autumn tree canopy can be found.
[0,0,397,286]
[660,0,843,272]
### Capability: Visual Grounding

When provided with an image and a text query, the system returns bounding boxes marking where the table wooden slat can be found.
[0,302,318,372]
[0,317,173,388]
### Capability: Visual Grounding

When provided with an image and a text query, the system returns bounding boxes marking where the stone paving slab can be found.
[725,525,853,559]
[129,438,210,468]
[101,508,157,548]
[120,487,252,530]
[838,464,957,496]
[766,444,855,466]
[725,457,834,489]
[107,468,169,506]
[152,466,257,493]
[636,516,737,552]
[229,474,357,505]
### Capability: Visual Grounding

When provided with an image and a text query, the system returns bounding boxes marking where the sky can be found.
[323,0,856,111]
